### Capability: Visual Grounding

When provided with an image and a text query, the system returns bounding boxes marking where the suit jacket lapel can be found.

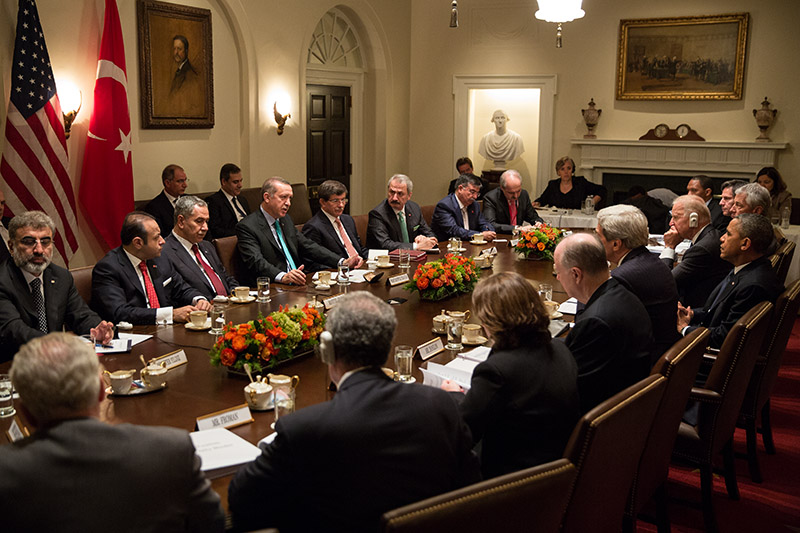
[173,238,215,293]
[383,201,402,240]
[9,262,37,324]
[147,259,169,305]
[322,215,346,255]
[42,267,59,332]
[116,248,145,299]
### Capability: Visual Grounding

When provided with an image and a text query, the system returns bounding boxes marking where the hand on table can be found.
[481,231,497,242]
[344,255,363,269]
[281,266,307,285]
[415,236,439,250]
[90,320,115,344]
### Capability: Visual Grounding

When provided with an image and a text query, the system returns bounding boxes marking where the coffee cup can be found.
[472,255,486,268]
[244,381,274,410]
[543,300,560,317]
[463,323,482,342]
[377,255,391,267]
[189,310,208,327]
[318,271,332,285]
[472,233,485,244]
[234,286,250,300]
[141,363,168,389]
[105,369,134,394]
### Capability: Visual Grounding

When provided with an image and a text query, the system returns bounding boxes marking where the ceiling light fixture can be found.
[535,0,585,48]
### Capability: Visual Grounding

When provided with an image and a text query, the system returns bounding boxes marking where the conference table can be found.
[0,238,567,509]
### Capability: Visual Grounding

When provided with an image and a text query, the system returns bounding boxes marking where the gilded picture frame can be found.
[137,0,214,128]
[616,13,749,101]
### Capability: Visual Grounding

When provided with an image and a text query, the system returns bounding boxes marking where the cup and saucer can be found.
[314,282,331,291]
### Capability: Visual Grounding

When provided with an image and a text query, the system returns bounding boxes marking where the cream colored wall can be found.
[407,0,800,206]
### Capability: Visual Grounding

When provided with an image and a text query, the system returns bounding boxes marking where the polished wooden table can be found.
[0,239,566,509]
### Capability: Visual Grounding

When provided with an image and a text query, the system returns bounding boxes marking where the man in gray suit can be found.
[0,332,225,532]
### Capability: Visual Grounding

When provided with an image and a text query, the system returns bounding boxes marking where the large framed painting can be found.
[137,0,214,128]
[616,13,749,101]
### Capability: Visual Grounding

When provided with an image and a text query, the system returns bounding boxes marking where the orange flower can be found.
[432,278,444,288]
[537,242,545,251]
[220,348,236,366]
[417,277,430,289]
[231,335,247,352]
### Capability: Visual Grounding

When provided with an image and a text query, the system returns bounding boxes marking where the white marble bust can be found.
[478,109,525,169]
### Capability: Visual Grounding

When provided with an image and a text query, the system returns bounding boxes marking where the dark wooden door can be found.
[306,84,351,214]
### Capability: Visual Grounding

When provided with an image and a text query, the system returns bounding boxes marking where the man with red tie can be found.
[482,169,543,234]
[92,212,210,325]
[163,196,238,300]
[302,180,367,268]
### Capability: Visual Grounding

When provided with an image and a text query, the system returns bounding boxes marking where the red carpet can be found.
[638,320,800,532]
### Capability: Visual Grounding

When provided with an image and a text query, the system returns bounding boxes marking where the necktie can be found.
[192,244,227,296]
[335,218,359,259]
[398,211,410,244]
[509,199,517,226]
[274,221,297,270]
[29,278,47,333]
[138,261,161,308]
[232,197,246,219]
[708,271,735,312]
[461,207,470,230]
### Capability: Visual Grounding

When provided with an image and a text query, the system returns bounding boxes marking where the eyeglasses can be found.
[18,237,52,247]
[326,198,349,206]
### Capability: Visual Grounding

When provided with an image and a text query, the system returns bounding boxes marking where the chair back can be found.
[287,183,313,225]
[776,239,795,285]
[352,213,369,247]
[627,328,709,518]
[381,459,576,533]
[420,204,435,226]
[69,266,94,306]
[212,235,243,285]
[699,301,772,448]
[562,374,666,533]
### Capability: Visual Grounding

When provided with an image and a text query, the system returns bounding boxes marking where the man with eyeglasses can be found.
[302,180,367,268]
[0,211,113,361]
[145,164,189,236]
[431,174,496,242]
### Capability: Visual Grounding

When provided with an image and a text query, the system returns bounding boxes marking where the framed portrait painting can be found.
[616,13,749,100]
[137,0,214,128]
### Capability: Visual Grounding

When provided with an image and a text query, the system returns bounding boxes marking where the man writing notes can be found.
[228,292,480,533]
[366,174,438,251]
[431,174,496,242]
[302,180,367,267]
[145,164,189,237]
[0,212,113,360]
[163,196,238,300]
[0,333,225,532]
[237,177,358,286]
[660,195,731,309]
[92,212,210,325]
[554,233,652,413]
[482,169,542,234]
[205,163,250,240]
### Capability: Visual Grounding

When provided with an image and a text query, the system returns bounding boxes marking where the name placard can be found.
[323,293,347,310]
[6,417,28,443]
[387,273,410,287]
[196,404,254,431]
[417,337,445,361]
[151,349,188,371]
[509,239,519,248]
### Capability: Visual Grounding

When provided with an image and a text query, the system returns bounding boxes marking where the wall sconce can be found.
[274,102,290,135]
[535,0,585,48]
[59,85,82,139]
[450,1,458,28]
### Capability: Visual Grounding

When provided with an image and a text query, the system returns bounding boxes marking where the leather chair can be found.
[69,265,94,307]
[212,235,244,286]
[624,328,710,533]
[737,279,800,482]
[351,213,369,248]
[380,458,576,533]
[287,183,313,226]
[671,301,773,533]
[561,374,667,533]
[420,205,435,227]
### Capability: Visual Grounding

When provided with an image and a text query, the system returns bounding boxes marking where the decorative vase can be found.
[752,97,777,142]
[581,98,602,139]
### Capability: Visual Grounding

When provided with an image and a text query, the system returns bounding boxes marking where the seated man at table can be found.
[366,174,438,251]
[719,179,748,220]
[237,178,358,286]
[302,180,366,267]
[163,196,238,300]
[205,163,250,240]
[731,182,784,246]
[554,233,653,413]
[144,164,189,237]
[596,205,679,363]
[660,195,731,309]
[447,157,489,200]
[482,169,542,234]
[0,333,225,532]
[228,292,480,533]
[0,211,114,360]
[92,212,211,325]
[678,213,783,349]
[431,174,496,242]
[687,175,729,233]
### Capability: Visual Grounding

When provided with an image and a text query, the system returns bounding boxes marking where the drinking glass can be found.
[210,305,226,335]
[538,282,553,302]
[0,374,15,418]
[394,345,414,383]
[271,389,295,429]
[337,263,350,286]
[446,317,464,351]
[257,277,271,303]
[399,250,411,270]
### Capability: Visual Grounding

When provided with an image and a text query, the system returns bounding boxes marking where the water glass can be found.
[538,282,553,302]
[210,304,226,335]
[337,263,350,285]
[0,374,15,418]
[394,345,414,383]
[399,250,411,270]
[272,388,296,429]
[446,317,464,351]
[257,277,271,303]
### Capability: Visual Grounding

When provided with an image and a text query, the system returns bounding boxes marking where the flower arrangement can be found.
[514,222,563,261]
[404,253,480,301]
[209,304,325,373]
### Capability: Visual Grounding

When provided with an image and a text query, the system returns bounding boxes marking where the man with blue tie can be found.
[431,174,496,242]
[236,177,360,286]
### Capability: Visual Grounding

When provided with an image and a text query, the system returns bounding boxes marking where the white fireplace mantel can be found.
[571,139,789,182]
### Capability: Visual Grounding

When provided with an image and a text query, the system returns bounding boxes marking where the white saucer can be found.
[447,247,467,252]
[550,311,563,320]
[470,240,487,245]
[314,283,331,290]
[462,335,488,345]
[230,295,256,304]
[213,295,229,303]
[377,263,395,269]
[396,376,417,384]
[185,319,211,331]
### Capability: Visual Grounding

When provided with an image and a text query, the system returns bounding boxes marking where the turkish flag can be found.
[79,0,133,250]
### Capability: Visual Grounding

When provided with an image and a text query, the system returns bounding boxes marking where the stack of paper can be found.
[189,428,262,479]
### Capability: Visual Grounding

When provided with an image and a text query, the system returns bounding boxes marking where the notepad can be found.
[189,428,262,479]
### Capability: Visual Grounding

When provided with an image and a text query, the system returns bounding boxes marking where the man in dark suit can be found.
[0,212,113,361]
[0,187,11,262]
[0,333,225,532]
[596,205,680,364]
[92,212,211,325]
[679,213,783,349]
[228,292,480,533]
[482,169,542,234]
[144,164,188,236]
[163,196,238,300]
[687,175,729,233]
[431,174,496,242]
[719,179,748,220]
[660,195,731,308]
[302,180,367,266]
[555,233,653,413]
[205,163,250,240]
[366,174,438,251]
[447,157,490,200]
[237,177,357,286]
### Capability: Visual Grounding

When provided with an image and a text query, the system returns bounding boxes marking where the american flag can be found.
[0,0,78,266]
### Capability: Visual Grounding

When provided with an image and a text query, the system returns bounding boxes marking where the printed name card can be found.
[417,337,445,361]
[509,239,519,248]
[6,417,28,443]
[387,273,410,287]
[151,349,188,370]
[323,293,347,310]
[196,404,254,431]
